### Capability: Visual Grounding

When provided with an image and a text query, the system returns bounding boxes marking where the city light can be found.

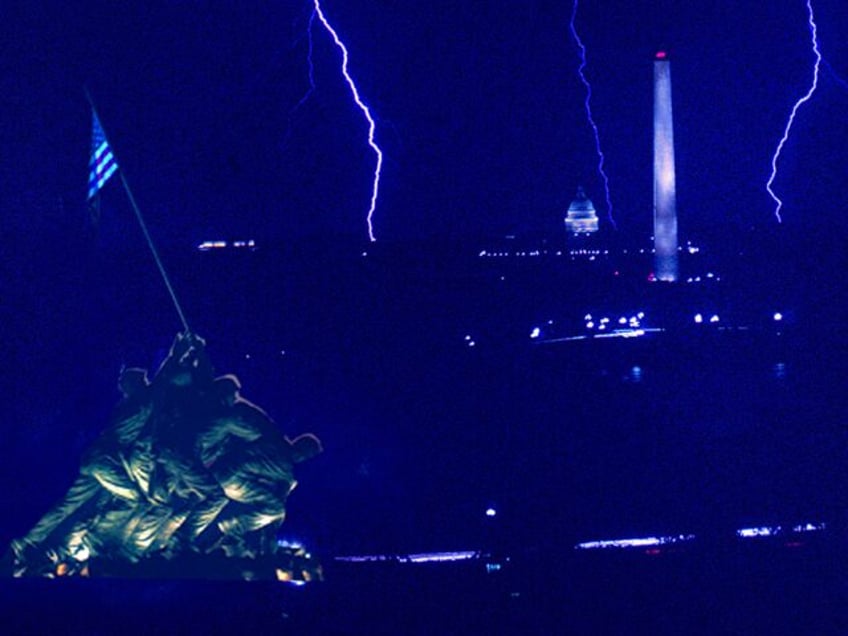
[737,526,780,538]
[593,328,646,339]
[793,522,826,533]
[333,554,394,563]
[576,534,695,550]
[334,551,482,564]
[403,551,480,564]
[197,240,227,251]
[197,239,256,251]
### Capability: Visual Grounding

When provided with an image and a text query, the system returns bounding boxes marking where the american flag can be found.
[87,110,118,199]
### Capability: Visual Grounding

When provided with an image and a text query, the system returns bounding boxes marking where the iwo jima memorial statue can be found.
[2,102,322,582]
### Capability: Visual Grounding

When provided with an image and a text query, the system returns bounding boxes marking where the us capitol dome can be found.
[564,186,599,234]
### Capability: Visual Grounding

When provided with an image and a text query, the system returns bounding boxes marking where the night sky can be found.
[3,1,848,246]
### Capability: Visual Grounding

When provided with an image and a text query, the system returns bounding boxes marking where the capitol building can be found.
[564,186,600,235]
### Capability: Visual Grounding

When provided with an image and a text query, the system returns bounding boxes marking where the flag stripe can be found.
[92,140,111,162]
[88,110,119,200]
[90,150,114,177]
[89,164,118,199]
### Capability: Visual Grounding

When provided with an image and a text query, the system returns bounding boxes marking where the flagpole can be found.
[84,88,191,335]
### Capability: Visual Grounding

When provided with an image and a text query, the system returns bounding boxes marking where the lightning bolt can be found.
[569,0,616,230]
[313,0,383,242]
[766,0,821,223]
[282,9,317,149]
[293,9,317,114]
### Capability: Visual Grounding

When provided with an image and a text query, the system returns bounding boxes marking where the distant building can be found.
[653,51,679,281]
[565,186,600,235]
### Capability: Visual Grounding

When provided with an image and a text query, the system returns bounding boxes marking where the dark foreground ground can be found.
[3,532,848,635]
[4,234,847,634]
